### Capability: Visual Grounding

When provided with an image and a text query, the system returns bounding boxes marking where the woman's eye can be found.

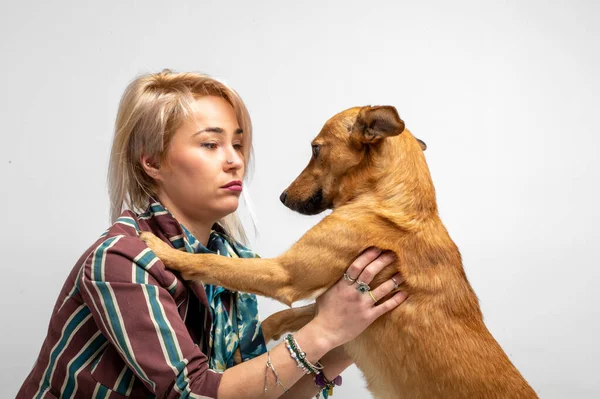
[201,142,218,149]
[233,143,244,151]
[312,145,320,159]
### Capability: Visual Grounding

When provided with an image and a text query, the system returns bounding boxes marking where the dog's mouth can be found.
[281,189,328,215]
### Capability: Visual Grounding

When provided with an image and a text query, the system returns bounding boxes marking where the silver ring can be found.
[391,276,400,290]
[355,281,371,293]
[344,273,357,284]
[226,160,233,164]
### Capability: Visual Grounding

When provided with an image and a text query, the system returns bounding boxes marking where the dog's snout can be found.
[280,190,288,205]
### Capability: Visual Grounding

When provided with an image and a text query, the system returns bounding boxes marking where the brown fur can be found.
[141,105,537,398]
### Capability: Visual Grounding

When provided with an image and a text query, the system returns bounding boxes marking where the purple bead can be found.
[315,373,343,387]
[315,373,326,387]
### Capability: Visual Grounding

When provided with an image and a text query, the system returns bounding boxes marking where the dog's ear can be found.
[416,138,427,151]
[352,106,405,145]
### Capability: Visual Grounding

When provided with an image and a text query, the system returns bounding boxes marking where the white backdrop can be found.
[1,0,599,398]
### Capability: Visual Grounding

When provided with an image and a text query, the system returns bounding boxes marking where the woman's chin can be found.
[213,200,240,218]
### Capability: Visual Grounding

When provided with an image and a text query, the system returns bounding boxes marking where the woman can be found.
[18,70,406,398]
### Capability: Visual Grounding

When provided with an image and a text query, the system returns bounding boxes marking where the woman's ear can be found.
[140,155,161,180]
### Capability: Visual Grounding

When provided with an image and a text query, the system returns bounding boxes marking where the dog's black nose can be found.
[280,190,288,205]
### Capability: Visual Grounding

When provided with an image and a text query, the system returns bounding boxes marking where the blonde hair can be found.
[108,69,253,243]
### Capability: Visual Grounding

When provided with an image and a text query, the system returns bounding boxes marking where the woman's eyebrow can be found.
[194,127,244,135]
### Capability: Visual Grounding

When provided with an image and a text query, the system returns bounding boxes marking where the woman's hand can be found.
[310,247,406,349]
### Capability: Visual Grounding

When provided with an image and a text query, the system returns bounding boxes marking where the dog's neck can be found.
[336,130,438,226]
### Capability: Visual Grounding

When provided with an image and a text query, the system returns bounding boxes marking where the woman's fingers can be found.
[369,273,404,302]
[371,291,408,319]
[345,247,382,281]
[314,253,407,347]
[352,251,396,286]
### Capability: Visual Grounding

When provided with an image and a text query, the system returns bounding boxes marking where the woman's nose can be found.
[224,147,243,168]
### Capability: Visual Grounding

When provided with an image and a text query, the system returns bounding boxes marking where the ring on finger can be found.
[391,276,400,290]
[355,281,371,293]
[344,273,357,285]
[368,291,378,303]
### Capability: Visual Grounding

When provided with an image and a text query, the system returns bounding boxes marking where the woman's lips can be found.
[221,180,243,192]
[222,184,242,192]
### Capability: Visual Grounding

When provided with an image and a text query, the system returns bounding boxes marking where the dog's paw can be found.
[139,232,171,259]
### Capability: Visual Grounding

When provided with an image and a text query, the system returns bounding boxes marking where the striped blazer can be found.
[18,203,231,398]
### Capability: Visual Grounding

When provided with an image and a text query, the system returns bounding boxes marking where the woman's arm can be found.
[277,345,352,398]
[217,247,405,399]
[216,325,333,398]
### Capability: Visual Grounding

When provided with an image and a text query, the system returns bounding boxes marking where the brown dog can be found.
[141,105,537,398]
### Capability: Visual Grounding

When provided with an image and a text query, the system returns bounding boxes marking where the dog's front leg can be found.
[139,231,293,303]
[261,304,316,342]
[140,213,377,305]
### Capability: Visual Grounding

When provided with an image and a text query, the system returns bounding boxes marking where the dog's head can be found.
[280,105,427,215]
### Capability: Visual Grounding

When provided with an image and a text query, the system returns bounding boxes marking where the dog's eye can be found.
[312,145,320,159]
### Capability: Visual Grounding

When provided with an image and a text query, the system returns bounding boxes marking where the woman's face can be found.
[152,96,245,225]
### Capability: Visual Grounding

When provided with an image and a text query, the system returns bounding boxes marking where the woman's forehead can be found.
[183,96,241,132]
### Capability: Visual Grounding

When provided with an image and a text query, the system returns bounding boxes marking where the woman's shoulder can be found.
[102,209,145,238]
[80,210,172,285]
[91,210,146,255]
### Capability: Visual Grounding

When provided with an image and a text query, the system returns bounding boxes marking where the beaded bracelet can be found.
[284,334,312,374]
[284,334,324,375]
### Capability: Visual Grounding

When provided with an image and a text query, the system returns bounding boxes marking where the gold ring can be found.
[368,291,378,303]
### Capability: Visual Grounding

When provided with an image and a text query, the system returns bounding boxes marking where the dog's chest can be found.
[342,309,444,399]
[343,330,409,399]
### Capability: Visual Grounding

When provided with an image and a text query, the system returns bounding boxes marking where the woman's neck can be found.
[181,221,212,247]
[156,195,214,247]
